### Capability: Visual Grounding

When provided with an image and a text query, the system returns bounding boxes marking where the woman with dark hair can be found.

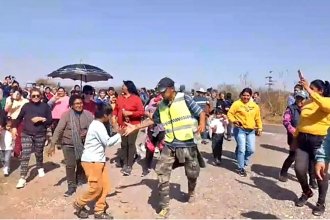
[44,87,54,101]
[48,87,70,135]
[113,80,144,176]
[227,88,262,177]
[109,92,118,111]
[82,85,96,114]
[95,89,108,106]
[4,88,29,157]
[12,88,52,189]
[49,95,94,197]
[292,77,330,216]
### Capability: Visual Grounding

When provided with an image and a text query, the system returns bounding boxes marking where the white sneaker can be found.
[16,178,26,189]
[38,168,45,177]
[3,166,9,176]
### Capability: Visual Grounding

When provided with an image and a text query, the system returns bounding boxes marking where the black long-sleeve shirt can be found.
[13,101,52,136]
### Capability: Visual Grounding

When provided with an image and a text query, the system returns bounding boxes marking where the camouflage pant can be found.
[155,145,200,209]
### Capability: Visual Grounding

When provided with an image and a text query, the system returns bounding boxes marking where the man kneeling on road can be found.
[125,77,206,219]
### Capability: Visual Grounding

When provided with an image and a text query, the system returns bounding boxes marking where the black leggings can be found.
[280,150,315,181]
[294,133,328,205]
[212,133,224,160]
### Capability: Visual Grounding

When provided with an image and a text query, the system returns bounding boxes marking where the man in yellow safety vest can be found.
[125,77,206,219]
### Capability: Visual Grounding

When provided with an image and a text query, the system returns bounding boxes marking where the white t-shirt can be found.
[210,118,227,134]
[81,120,122,163]
[0,130,13,151]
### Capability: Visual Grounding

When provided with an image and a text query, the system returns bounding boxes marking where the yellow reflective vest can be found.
[159,92,196,143]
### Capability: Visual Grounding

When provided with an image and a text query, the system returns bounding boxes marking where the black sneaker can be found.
[64,188,76,197]
[72,202,89,219]
[141,169,150,177]
[309,179,318,190]
[295,190,313,207]
[94,212,114,219]
[279,172,288,182]
[121,165,128,174]
[312,203,325,216]
[115,160,123,168]
[215,159,221,166]
[123,166,132,176]
[238,169,247,177]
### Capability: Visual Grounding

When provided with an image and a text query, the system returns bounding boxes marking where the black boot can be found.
[312,203,325,216]
[64,187,76,197]
[94,212,114,219]
[73,202,89,219]
[295,190,313,207]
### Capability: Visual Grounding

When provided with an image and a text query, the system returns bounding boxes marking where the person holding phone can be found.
[292,73,330,216]
[227,88,262,177]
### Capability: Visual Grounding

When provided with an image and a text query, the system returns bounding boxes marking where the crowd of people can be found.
[0,73,330,219]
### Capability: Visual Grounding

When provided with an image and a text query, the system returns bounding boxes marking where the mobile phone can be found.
[298,70,304,80]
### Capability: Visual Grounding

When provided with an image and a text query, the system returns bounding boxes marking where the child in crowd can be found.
[209,108,228,166]
[73,105,122,219]
[0,118,13,177]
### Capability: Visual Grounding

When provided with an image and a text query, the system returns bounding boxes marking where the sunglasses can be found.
[31,94,41,98]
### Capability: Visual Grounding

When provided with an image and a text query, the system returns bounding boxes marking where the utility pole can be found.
[240,72,249,87]
[265,75,274,91]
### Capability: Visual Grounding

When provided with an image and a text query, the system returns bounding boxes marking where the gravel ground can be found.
[0,131,329,219]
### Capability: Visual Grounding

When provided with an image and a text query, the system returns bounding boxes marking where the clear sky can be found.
[1,0,330,90]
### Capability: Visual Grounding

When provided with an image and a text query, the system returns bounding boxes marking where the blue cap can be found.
[295,90,308,99]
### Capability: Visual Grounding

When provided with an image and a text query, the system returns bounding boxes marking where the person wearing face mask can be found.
[287,84,304,107]
[279,90,316,185]
[4,88,29,157]
[82,85,97,115]
[227,88,262,177]
[11,88,52,189]
[113,81,144,176]
[48,95,94,197]
[292,77,330,216]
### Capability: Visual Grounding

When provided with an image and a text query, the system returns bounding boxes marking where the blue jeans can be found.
[1,150,12,169]
[233,127,256,169]
[201,131,209,140]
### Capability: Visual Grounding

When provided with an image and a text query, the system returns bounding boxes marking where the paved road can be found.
[263,124,286,134]
[0,130,328,219]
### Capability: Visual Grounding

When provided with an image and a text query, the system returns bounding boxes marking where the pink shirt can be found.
[51,96,70,119]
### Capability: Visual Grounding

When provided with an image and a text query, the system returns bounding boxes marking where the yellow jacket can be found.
[228,99,262,130]
[295,91,330,136]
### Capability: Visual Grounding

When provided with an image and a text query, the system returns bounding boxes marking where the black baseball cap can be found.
[156,77,175,92]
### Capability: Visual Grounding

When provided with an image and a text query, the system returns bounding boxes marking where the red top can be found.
[45,93,54,101]
[83,100,96,115]
[114,94,144,126]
